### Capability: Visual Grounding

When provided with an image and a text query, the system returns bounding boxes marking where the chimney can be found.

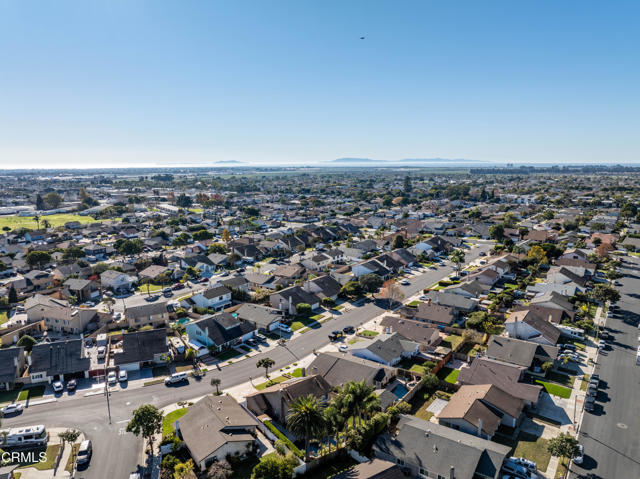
[450,466,455,479]
[477,418,483,437]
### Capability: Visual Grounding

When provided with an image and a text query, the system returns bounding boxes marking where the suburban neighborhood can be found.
[0,167,637,479]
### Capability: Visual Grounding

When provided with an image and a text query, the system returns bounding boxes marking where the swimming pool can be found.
[391,383,409,398]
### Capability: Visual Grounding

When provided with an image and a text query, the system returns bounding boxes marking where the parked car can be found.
[502,460,536,478]
[508,457,537,473]
[573,444,584,464]
[162,288,173,297]
[338,344,348,352]
[419,295,429,300]
[278,324,292,334]
[255,333,267,342]
[118,370,128,382]
[76,440,93,466]
[584,398,595,412]
[245,338,258,347]
[343,326,355,335]
[97,346,107,359]
[560,344,577,352]
[172,283,185,290]
[590,374,600,382]
[1,403,24,416]
[598,340,605,350]
[400,279,410,286]
[52,380,64,393]
[164,372,188,385]
[107,371,117,385]
[66,379,77,391]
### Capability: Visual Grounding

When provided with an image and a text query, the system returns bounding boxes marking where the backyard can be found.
[440,334,463,351]
[436,367,460,384]
[409,387,452,421]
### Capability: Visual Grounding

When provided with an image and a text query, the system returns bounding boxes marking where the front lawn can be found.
[0,311,8,325]
[407,300,420,307]
[254,375,289,391]
[17,385,45,402]
[437,367,460,384]
[546,371,575,388]
[290,316,320,331]
[360,330,379,337]
[535,380,572,398]
[0,388,20,405]
[512,432,552,472]
[18,445,61,470]
[214,348,242,361]
[163,407,188,438]
[136,283,164,294]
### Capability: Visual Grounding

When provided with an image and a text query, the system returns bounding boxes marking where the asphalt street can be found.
[569,254,640,479]
[3,241,492,479]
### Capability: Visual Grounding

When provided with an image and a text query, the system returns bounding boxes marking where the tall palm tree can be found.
[33,214,41,230]
[323,403,344,452]
[42,219,51,229]
[287,394,326,462]
[340,381,380,427]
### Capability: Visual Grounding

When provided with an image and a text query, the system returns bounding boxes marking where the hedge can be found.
[264,420,304,459]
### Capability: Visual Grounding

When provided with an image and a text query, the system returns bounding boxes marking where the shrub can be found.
[263,421,304,459]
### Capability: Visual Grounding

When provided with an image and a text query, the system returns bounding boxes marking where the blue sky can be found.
[0,0,638,168]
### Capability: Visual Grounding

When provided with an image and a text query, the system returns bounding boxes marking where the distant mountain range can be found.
[330,157,485,166]
[213,160,245,165]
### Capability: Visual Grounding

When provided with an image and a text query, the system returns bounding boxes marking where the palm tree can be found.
[256,357,275,379]
[42,219,51,229]
[450,248,465,272]
[339,381,380,427]
[210,377,221,395]
[323,403,344,452]
[33,214,41,230]
[287,394,326,462]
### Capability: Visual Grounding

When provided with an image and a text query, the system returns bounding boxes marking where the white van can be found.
[164,372,188,385]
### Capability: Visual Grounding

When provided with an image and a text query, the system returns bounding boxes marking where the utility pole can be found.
[104,361,112,424]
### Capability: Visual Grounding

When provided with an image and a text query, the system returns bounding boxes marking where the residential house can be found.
[457,357,542,408]
[62,278,98,302]
[113,329,169,372]
[245,375,333,423]
[28,339,90,383]
[124,300,169,328]
[191,285,232,312]
[270,285,320,315]
[0,347,26,390]
[486,336,558,372]
[178,395,258,469]
[302,274,341,301]
[23,270,54,292]
[233,303,282,333]
[349,333,420,367]
[185,313,256,353]
[373,416,510,479]
[100,269,136,293]
[504,310,562,345]
[437,384,525,439]
[379,316,441,352]
[25,294,96,334]
[307,352,396,389]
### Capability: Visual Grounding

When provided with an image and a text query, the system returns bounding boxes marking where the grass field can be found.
[65,443,80,473]
[0,213,100,231]
[437,367,460,384]
[440,334,464,351]
[136,283,164,294]
[16,385,45,402]
[162,407,188,438]
[513,432,552,472]
[0,311,8,325]
[290,316,321,331]
[360,329,379,337]
[535,380,572,398]
[546,371,576,388]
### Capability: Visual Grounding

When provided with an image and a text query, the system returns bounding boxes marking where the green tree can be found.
[420,372,440,391]
[32,214,41,230]
[527,245,547,264]
[35,193,45,211]
[8,286,18,304]
[286,394,326,462]
[321,297,335,309]
[450,249,465,272]
[63,246,86,262]
[296,303,312,317]
[392,235,405,249]
[340,281,362,299]
[489,224,505,241]
[126,404,163,455]
[43,192,63,209]
[26,250,51,269]
[591,284,620,303]
[541,361,554,374]
[336,380,380,427]
[117,239,144,256]
[256,357,275,379]
[192,229,213,241]
[251,453,297,479]
[175,193,193,208]
[358,273,383,293]
[547,432,579,467]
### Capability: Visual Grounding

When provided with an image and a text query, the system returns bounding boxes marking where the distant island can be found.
[331,158,385,164]
[213,160,245,165]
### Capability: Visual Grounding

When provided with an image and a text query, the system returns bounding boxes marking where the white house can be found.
[191,285,232,311]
